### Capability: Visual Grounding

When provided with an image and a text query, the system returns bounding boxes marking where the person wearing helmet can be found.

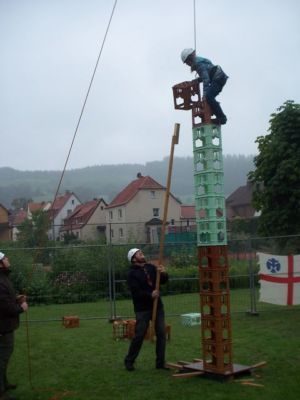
[181,48,228,125]
[124,249,169,371]
[0,252,28,400]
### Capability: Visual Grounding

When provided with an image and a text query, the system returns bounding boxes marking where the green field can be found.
[9,294,300,400]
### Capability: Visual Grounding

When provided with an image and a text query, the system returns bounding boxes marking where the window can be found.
[71,199,75,205]
[150,191,156,198]
[119,228,123,238]
[153,208,159,217]
[111,229,114,238]
[67,209,72,216]
[118,209,122,218]
[109,211,113,220]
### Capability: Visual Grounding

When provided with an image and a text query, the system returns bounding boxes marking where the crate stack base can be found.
[198,245,232,374]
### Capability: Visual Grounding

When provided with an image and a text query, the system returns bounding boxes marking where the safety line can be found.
[193,0,197,52]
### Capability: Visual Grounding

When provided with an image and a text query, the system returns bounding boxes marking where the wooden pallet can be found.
[166,359,267,380]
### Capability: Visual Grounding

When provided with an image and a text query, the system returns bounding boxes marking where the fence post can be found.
[111,245,117,319]
[247,238,259,316]
[107,244,117,321]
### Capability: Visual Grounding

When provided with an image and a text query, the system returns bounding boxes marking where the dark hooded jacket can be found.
[127,262,169,312]
[0,268,23,334]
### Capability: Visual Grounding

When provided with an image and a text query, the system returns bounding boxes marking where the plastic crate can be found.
[181,313,201,327]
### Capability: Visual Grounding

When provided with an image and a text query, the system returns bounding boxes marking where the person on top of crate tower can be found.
[0,251,28,400]
[181,48,228,125]
[124,248,169,372]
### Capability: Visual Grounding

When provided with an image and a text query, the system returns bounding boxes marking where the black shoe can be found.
[156,365,170,370]
[5,383,17,391]
[125,362,135,371]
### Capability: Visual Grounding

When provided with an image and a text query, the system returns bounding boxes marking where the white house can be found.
[105,174,182,244]
[48,192,81,240]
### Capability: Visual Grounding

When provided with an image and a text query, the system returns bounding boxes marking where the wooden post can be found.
[150,123,180,339]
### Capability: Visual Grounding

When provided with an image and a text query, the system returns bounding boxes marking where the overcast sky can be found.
[1,0,299,171]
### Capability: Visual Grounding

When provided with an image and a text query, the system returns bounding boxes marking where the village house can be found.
[59,198,107,241]
[105,173,182,244]
[9,201,52,241]
[226,181,257,220]
[165,204,197,242]
[179,204,196,230]
[0,203,11,241]
[27,201,51,219]
[48,192,81,241]
[9,209,27,241]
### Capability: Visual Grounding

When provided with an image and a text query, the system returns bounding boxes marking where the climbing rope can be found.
[193,0,197,52]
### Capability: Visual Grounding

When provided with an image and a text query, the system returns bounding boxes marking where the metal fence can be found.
[2,234,300,321]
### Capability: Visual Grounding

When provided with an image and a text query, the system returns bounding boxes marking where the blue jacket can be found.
[192,56,228,96]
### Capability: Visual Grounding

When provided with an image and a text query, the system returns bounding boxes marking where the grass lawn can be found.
[9,295,300,400]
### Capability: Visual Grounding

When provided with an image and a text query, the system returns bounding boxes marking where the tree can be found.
[248,101,300,237]
[18,210,50,248]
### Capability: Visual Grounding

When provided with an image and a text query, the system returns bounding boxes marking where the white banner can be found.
[257,253,300,305]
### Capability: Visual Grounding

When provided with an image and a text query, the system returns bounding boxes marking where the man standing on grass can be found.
[124,248,169,371]
[0,252,28,400]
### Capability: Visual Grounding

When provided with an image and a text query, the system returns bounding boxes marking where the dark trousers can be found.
[125,309,166,368]
[206,73,228,120]
[0,332,14,394]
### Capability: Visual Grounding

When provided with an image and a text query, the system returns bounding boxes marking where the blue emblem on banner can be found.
[266,258,281,273]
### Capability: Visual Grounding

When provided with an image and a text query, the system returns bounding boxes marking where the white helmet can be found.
[181,48,195,63]
[127,248,140,263]
[0,252,5,261]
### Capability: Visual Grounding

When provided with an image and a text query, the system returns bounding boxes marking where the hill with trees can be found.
[0,154,254,208]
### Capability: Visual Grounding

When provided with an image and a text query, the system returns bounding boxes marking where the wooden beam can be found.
[151,123,180,340]
[241,382,264,387]
[166,362,184,369]
[173,371,204,378]
[250,361,267,369]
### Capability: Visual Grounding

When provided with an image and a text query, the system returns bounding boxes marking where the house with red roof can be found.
[8,201,52,242]
[9,209,27,241]
[59,198,107,241]
[105,173,182,244]
[27,201,51,219]
[48,191,81,240]
[226,182,258,220]
[180,205,195,221]
[165,204,197,241]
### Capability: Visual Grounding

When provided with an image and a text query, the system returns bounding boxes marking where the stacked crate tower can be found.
[173,79,233,375]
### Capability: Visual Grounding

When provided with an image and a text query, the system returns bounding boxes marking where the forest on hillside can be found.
[0,155,254,208]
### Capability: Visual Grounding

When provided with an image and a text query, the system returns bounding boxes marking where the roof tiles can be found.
[107,175,165,209]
